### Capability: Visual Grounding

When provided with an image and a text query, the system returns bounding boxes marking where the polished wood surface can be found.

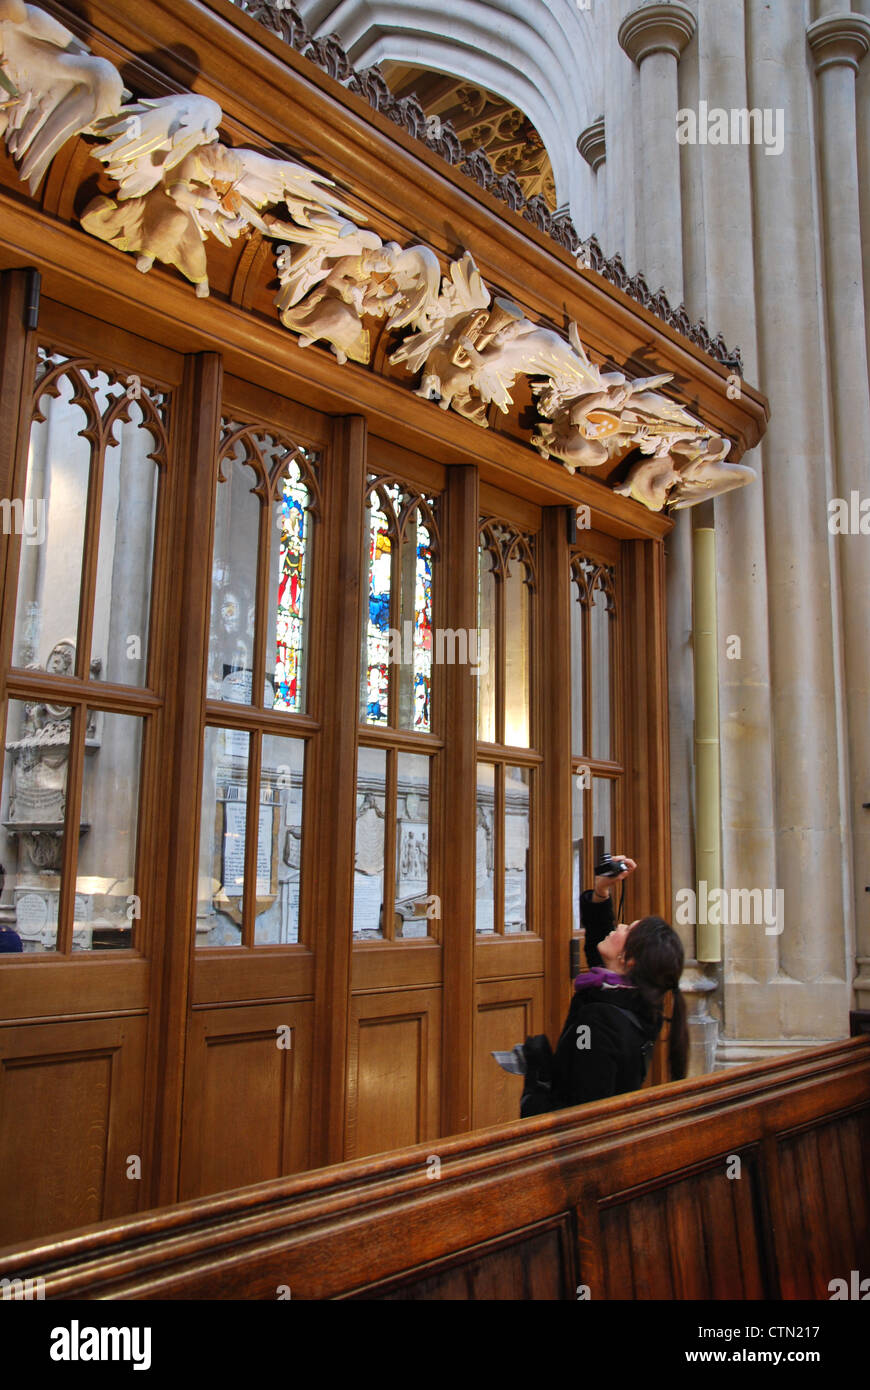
[0,1037,865,1299]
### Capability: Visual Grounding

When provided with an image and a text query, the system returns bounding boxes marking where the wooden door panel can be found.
[0,1014,147,1244]
[346,989,441,1160]
[179,1001,312,1201]
[473,977,543,1130]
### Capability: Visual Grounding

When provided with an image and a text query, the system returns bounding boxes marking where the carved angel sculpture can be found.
[390,251,491,388]
[0,0,128,190]
[82,95,361,296]
[668,435,755,509]
[276,219,440,364]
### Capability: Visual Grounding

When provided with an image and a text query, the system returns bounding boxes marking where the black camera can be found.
[595,853,628,878]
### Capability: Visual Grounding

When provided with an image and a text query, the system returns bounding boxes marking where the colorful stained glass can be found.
[273,464,309,712]
[412,520,432,731]
[364,491,393,725]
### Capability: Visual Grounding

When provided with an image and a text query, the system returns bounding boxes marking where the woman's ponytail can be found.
[668,986,688,1082]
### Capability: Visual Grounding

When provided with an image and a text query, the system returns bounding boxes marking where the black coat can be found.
[550,985,660,1106]
[580,889,616,968]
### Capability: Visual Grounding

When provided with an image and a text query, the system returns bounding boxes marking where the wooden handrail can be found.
[1,1036,867,1299]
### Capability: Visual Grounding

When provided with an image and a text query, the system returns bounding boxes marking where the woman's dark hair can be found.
[623,915,688,1082]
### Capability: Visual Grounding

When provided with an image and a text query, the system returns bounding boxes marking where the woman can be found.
[519,887,687,1114]
[550,914,688,1108]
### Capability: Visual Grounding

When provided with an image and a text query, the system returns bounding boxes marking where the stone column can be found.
[619,3,697,961]
[617,1,696,302]
[577,116,607,250]
[731,0,850,1048]
[807,9,870,1013]
[686,0,779,1065]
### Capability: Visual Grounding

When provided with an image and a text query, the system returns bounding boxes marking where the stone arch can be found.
[297,0,600,219]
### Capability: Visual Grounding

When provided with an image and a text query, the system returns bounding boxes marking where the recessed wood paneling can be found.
[372,1218,575,1300]
[179,1001,312,1201]
[0,1015,147,1245]
[346,989,441,1159]
[474,978,543,1129]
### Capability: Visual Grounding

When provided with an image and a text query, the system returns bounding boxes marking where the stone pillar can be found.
[617,1,696,303]
[687,0,779,1065]
[727,0,851,1049]
[619,3,697,969]
[807,10,870,1013]
[577,116,607,250]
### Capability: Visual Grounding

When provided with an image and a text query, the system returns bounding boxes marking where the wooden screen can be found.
[0,284,665,1244]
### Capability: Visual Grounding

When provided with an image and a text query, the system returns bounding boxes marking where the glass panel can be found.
[572,773,585,934]
[266,465,311,713]
[92,404,159,687]
[475,762,495,934]
[504,765,530,934]
[570,584,584,756]
[12,362,91,671]
[590,581,612,760]
[208,453,260,704]
[477,549,496,743]
[0,696,71,953]
[197,726,250,947]
[255,733,304,944]
[394,752,431,938]
[353,746,387,938]
[592,777,613,873]
[361,493,392,726]
[397,510,433,733]
[504,563,530,748]
[75,710,143,949]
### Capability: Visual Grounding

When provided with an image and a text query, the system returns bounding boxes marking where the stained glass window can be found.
[273,464,310,713]
[361,480,438,732]
[363,490,393,726]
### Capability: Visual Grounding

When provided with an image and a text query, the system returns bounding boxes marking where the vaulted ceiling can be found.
[380,61,557,209]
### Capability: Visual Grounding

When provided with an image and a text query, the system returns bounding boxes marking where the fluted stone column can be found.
[683,0,779,1064]
[734,0,850,1045]
[618,2,695,302]
[619,3,697,967]
[808,9,870,1013]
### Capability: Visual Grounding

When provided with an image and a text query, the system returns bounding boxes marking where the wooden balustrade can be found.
[1,1036,867,1300]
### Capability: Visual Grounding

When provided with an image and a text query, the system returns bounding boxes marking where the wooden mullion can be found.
[56,704,86,955]
[383,747,398,941]
[387,508,402,727]
[441,464,478,1138]
[495,566,506,746]
[146,350,223,1211]
[309,415,366,1168]
[242,728,262,948]
[0,271,38,696]
[474,740,543,765]
[582,597,593,768]
[75,413,106,683]
[495,761,506,935]
[252,485,271,711]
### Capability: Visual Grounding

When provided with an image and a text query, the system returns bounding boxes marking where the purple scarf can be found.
[573,966,631,993]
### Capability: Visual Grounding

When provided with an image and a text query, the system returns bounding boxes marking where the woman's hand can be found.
[592,854,637,900]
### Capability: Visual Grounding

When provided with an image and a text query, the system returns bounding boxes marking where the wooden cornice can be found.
[3,0,769,535]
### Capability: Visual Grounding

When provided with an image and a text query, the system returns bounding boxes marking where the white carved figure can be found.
[613,447,684,511]
[276,219,440,363]
[82,96,360,296]
[668,435,755,509]
[390,250,491,399]
[0,0,128,190]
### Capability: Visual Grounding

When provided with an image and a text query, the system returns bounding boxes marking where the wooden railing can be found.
[1,1036,867,1299]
